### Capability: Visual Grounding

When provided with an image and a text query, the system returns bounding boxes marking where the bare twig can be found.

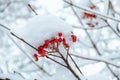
[65,48,84,75]
[14,71,25,79]
[10,32,38,51]
[46,56,67,68]
[47,53,61,58]
[0,24,11,31]
[72,25,108,30]
[71,54,120,68]
[28,4,38,15]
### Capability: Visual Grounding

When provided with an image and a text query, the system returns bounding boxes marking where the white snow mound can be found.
[12,15,73,47]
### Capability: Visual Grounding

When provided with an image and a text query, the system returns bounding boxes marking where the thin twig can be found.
[71,54,120,68]
[28,4,38,15]
[0,24,11,31]
[48,53,61,58]
[14,71,25,79]
[10,32,38,51]
[72,25,108,30]
[68,52,84,74]
[46,56,67,68]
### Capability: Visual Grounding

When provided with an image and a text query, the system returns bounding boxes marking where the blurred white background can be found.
[0,0,120,80]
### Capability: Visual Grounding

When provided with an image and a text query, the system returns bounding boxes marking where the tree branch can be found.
[71,54,120,68]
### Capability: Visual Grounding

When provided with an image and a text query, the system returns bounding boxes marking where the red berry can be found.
[58,32,62,37]
[58,38,63,42]
[64,43,69,48]
[55,38,59,43]
[45,39,50,45]
[50,41,55,45]
[49,37,55,45]
[50,40,55,45]
[41,51,46,57]
[33,54,38,61]
[83,12,96,19]
[43,44,49,48]
[38,46,44,50]
[71,35,77,42]
[38,50,42,54]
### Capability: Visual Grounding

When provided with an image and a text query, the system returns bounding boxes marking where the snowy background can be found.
[0,0,120,80]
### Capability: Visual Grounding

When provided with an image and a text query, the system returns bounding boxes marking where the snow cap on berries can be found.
[12,15,73,47]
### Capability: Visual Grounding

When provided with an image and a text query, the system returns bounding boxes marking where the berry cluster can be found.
[33,32,77,61]
[82,5,98,28]
[83,12,96,19]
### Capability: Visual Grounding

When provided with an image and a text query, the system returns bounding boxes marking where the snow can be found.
[87,73,110,80]
[0,74,24,80]
[39,0,63,14]
[11,15,73,49]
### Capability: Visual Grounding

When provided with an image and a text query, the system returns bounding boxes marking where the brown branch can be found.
[10,32,38,51]
[47,53,61,58]
[0,78,10,80]
[28,4,38,15]
[46,56,67,68]
[67,52,84,74]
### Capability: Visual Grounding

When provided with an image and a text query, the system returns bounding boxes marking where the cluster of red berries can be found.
[83,12,98,28]
[82,5,99,28]
[33,32,77,61]
[83,12,96,20]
